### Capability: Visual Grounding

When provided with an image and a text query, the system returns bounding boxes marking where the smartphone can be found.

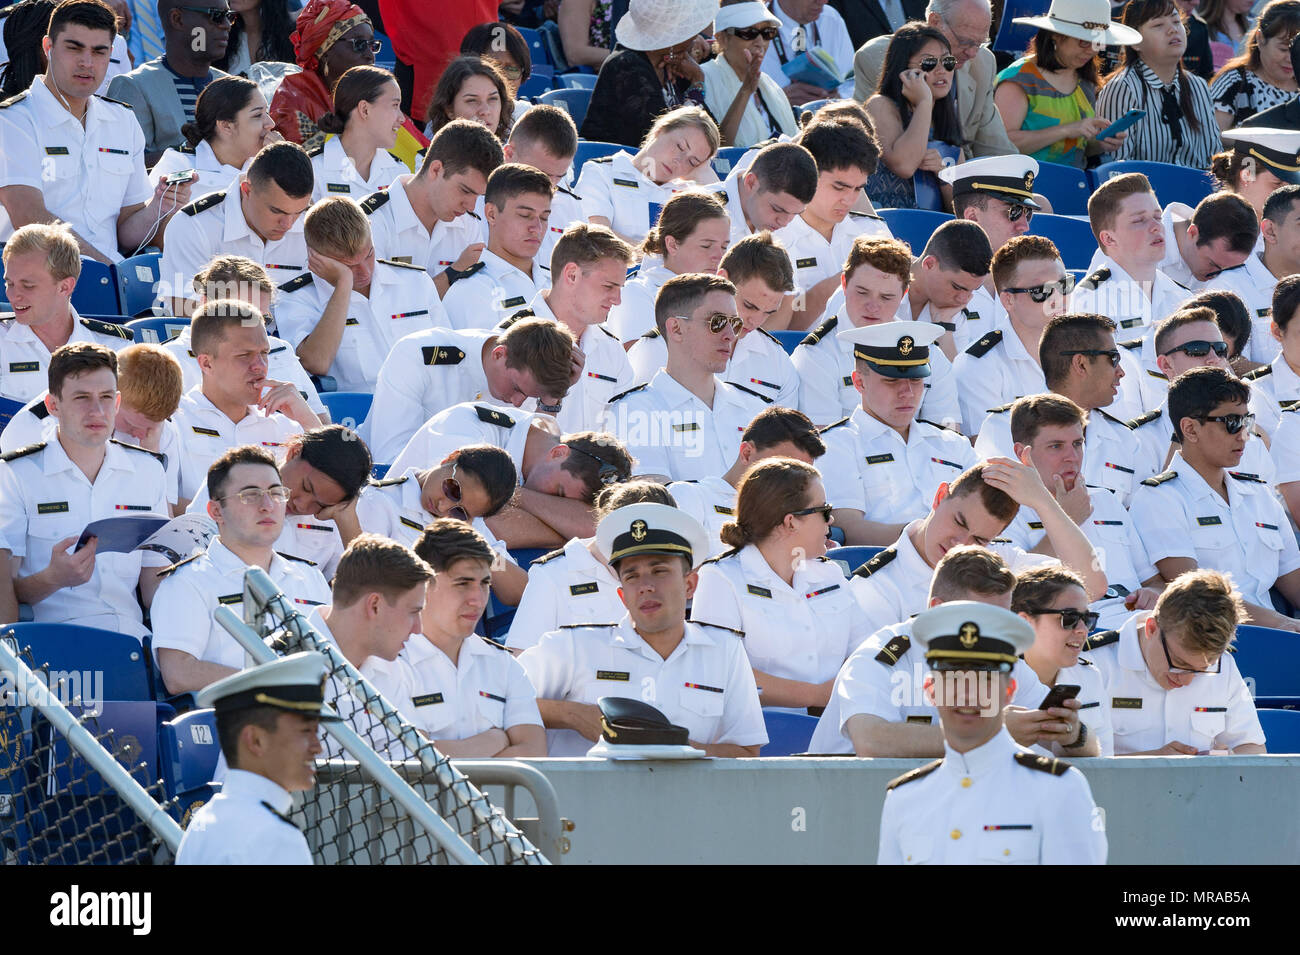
[164,169,196,185]
[1039,684,1081,711]
[1096,109,1145,140]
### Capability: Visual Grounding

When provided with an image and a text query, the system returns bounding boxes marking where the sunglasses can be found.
[917,54,958,72]
[1160,339,1229,359]
[1159,627,1221,675]
[343,37,384,54]
[732,26,780,40]
[1197,412,1256,435]
[1004,275,1075,302]
[1059,347,1121,367]
[1004,203,1034,223]
[1027,606,1100,631]
[790,503,833,523]
[567,444,625,486]
[674,311,743,334]
[442,463,470,523]
[179,5,238,24]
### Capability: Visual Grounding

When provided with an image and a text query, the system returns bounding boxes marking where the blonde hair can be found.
[643,104,721,157]
[117,344,184,422]
[303,196,371,258]
[1,223,81,283]
[1155,569,1246,655]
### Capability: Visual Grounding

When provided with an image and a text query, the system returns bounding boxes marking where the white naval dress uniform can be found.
[537,183,584,275]
[606,264,674,345]
[1130,452,1300,608]
[162,325,327,417]
[519,616,768,756]
[819,407,977,525]
[171,387,304,501]
[0,437,168,639]
[1205,252,1280,365]
[1085,202,1204,292]
[1087,613,1265,754]
[951,315,1048,435]
[1069,256,1191,340]
[0,81,152,261]
[574,151,678,245]
[1270,405,1300,489]
[388,402,539,481]
[308,137,406,202]
[627,326,801,410]
[360,176,486,276]
[807,619,1048,754]
[148,139,243,192]
[773,210,891,296]
[1128,399,1276,486]
[604,370,769,481]
[272,259,441,393]
[692,547,867,686]
[791,315,960,429]
[150,537,332,673]
[876,727,1107,864]
[0,312,134,402]
[666,476,736,559]
[1243,354,1300,438]
[174,769,312,865]
[441,248,551,331]
[504,537,625,652]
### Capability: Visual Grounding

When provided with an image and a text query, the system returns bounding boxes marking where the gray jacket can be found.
[107,58,229,154]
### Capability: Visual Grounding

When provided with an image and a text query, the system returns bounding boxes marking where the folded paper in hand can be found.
[76,512,217,563]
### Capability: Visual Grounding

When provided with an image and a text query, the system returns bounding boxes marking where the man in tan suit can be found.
[852,0,1015,159]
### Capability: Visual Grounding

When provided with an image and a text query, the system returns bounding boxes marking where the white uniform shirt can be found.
[148,140,243,192]
[629,326,801,410]
[162,325,327,417]
[184,481,344,578]
[606,264,674,345]
[692,546,866,685]
[808,618,1047,753]
[519,616,768,756]
[951,314,1048,435]
[760,0,856,99]
[603,369,768,481]
[0,437,168,638]
[388,402,539,479]
[1129,398,1275,486]
[504,537,624,652]
[1244,353,1300,438]
[273,260,441,393]
[1086,202,1203,292]
[171,387,304,501]
[1205,252,1279,365]
[819,406,977,523]
[362,175,486,276]
[1270,405,1300,485]
[667,476,736,559]
[1089,612,1264,754]
[174,769,311,865]
[876,726,1107,864]
[1130,451,1300,607]
[773,210,891,293]
[0,311,134,402]
[151,536,331,670]
[574,151,678,245]
[441,248,551,331]
[1069,255,1190,340]
[0,80,151,261]
[537,184,584,274]
[309,137,406,202]
[949,287,1004,354]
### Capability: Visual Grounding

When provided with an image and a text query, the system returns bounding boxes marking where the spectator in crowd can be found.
[1181,0,1217,79]
[148,76,279,192]
[836,0,925,49]
[309,65,408,201]
[557,0,618,71]
[702,2,799,147]
[1240,26,1300,126]
[1199,0,1256,71]
[1212,126,1300,219]
[375,0,497,121]
[760,0,857,105]
[215,0,297,75]
[994,0,1139,169]
[460,21,534,126]
[425,54,513,143]
[1209,0,1300,129]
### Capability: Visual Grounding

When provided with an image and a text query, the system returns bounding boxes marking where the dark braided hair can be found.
[0,0,56,99]
[214,0,295,71]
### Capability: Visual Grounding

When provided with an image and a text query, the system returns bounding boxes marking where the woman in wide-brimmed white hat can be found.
[993,0,1143,168]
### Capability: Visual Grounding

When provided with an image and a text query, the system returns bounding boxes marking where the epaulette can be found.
[378,258,426,271]
[556,183,582,201]
[886,758,942,791]
[1243,365,1273,381]
[915,417,956,433]
[1014,752,1072,776]
[800,315,837,346]
[1083,629,1120,651]
[109,438,165,466]
[27,403,49,421]
[177,142,196,155]
[874,632,911,666]
[597,324,619,340]
[0,89,31,109]
[422,344,466,365]
[1140,469,1177,487]
[181,190,226,216]
[466,210,481,220]
[94,93,132,108]
[529,547,566,565]
[1077,267,1110,291]
[476,635,510,651]
[964,329,1002,357]
[80,317,132,340]
[1118,338,1143,351]
[1075,655,1094,666]
[590,155,614,164]
[640,328,661,340]
[260,800,298,828]
[0,441,45,462]
[557,622,618,628]
[699,547,742,568]
[1169,276,1191,293]
[1228,470,1265,483]
[277,551,318,565]
[757,328,781,345]
[1282,399,1300,412]
[1126,408,1162,429]
[158,551,203,578]
[1095,408,1127,427]
[986,401,1014,414]
[497,307,534,330]
[729,381,774,404]
[277,272,313,293]
[852,546,898,579]
[693,621,745,638]
[847,209,883,220]
[359,190,390,214]
[305,141,325,158]
[370,474,409,487]
[475,405,516,427]
[608,383,648,403]
[818,416,851,434]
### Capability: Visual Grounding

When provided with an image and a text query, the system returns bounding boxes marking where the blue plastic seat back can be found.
[115,252,163,318]
[71,257,121,316]
[126,315,190,344]
[538,88,592,127]
[1026,212,1099,270]
[1257,707,1300,753]
[319,391,374,429]
[771,329,804,355]
[0,395,25,435]
[711,145,749,178]
[5,622,152,701]
[877,208,952,257]
[761,709,819,756]
[1032,160,1091,217]
[828,545,884,577]
[1092,161,1215,208]
[559,72,597,90]
[1232,625,1300,697]
[160,708,221,798]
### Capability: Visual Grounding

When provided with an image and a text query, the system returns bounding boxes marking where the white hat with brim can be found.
[617,0,721,52]
[1013,0,1142,47]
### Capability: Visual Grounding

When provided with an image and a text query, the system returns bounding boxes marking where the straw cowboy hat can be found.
[1014,0,1142,46]
[616,0,721,52]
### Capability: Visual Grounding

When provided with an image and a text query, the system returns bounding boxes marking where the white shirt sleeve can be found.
[0,108,44,190]
[713,637,768,747]
[149,572,212,659]
[689,563,746,634]
[505,569,564,652]
[503,654,543,729]
[1128,483,1191,566]
[575,162,614,222]
[518,629,578,701]
[790,343,841,427]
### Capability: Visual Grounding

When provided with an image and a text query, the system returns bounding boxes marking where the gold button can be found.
[1003,849,1010,856]
[961,777,972,788]
[905,855,912,861]
[950,829,961,840]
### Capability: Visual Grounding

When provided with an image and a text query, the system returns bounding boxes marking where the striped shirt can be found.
[1096,60,1221,170]
[161,57,217,126]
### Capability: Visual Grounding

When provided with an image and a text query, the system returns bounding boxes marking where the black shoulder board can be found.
[987,401,1014,414]
[886,758,943,791]
[1014,752,1072,776]
[597,324,619,340]
[305,141,325,158]
[557,621,618,628]
[591,155,614,164]
[422,345,466,366]
[371,473,409,487]
[819,416,851,434]
[177,142,196,155]
[1076,655,1094,666]
[964,329,1003,357]
[530,547,566,565]
[800,315,838,346]
[475,405,516,427]
[1078,267,1110,291]
[874,632,911,667]
[1095,408,1127,427]
[729,381,774,404]
[276,551,318,565]
[1282,399,1300,413]
[80,317,132,340]
[159,551,203,578]
[1229,470,1265,483]
[847,209,883,220]
[1140,469,1177,487]
[378,257,426,271]
[466,209,481,220]
[1243,365,1273,381]
[0,89,31,109]
[28,403,50,421]
[693,621,745,638]
[278,272,313,293]
[640,328,661,340]
[359,190,390,214]
[0,441,46,462]
[1083,629,1120,651]
[109,438,165,465]
[260,800,298,828]
[853,547,898,579]
[498,307,535,329]
[556,183,582,201]
[700,546,742,567]
[181,190,226,216]
[757,327,781,345]
[915,417,954,433]
[1118,338,1143,351]
[94,93,132,108]
[1126,408,1162,429]
[608,383,648,403]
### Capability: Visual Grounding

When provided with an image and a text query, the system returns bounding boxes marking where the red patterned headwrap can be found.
[290,0,368,73]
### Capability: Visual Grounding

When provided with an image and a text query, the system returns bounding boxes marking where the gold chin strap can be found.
[854,352,929,367]
[925,650,1019,665]
[968,181,1034,201]
[253,692,323,712]
[1248,146,1300,173]
[600,717,619,739]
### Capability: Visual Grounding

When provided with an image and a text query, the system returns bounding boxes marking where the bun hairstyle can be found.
[182,75,261,147]
[719,458,821,549]
[639,190,728,257]
[317,65,397,136]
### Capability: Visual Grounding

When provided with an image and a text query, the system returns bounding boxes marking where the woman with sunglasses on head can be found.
[1209,0,1300,131]
[214,0,296,75]
[994,0,1141,169]
[310,65,408,201]
[425,54,513,142]
[700,2,799,148]
[864,22,964,210]
[149,75,278,192]
[460,21,535,127]
[691,458,869,710]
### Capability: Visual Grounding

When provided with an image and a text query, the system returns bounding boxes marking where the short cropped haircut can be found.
[413,518,493,572]
[303,196,371,258]
[292,426,372,501]
[246,141,314,199]
[655,272,737,336]
[929,545,1016,603]
[48,342,116,398]
[446,444,518,518]
[561,432,634,503]
[1190,191,1259,254]
[796,119,879,177]
[484,162,554,211]
[507,103,578,160]
[1153,305,1221,357]
[192,255,273,303]
[1263,182,1300,224]
[332,534,434,608]
[1155,568,1246,656]
[748,141,819,204]
[1087,172,1155,244]
[549,222,635,274]
[1,222,81,283]
[843,235,913,287]
[923,219,992,277]
[117,344,183,421]
[742,406,825,459]
[1009,393,1086,446]
[190,299,265,358]
[720,231,795,293]
[418,117,504,181]
[1039,312,1118,389]
[1181,289,1251,359]
[499,316,576,399]
[47,0,115,42]
[1010,565,1088,614]
[947,464,1019,524]
[595,479,675,518]
[991,234,1058,293]
[1167,365,1251,442]
[207,444,279,503]
[1273,274,1300,333]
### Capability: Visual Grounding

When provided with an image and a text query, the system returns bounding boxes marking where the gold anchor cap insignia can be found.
[958,621,979,648]
[630,519,648,541]
[898,335,914,355]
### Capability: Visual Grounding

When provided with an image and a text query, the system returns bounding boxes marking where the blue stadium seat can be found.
[558,72,597,90]
[761,709,818,756]
[114,252,162,318]
[1257,708,1300,753]
[828,545,883,577]
[1091,161,1215,208]
[517,25,550,69]
[1032,160,1091,217]
[572,140,622,178]
[4,622,152,700]
[771,329,804,355]
[319,391,374,429]
[159,708,220,799]
[519,72,554,100]
[373,31,395,69]
[71,257,121,316]
[1231,625,1300,697]
[507,548,551,572]
[539,88,592,128]
[799,98,829,115]
[1027,212,1098,269]
[0,395,24,435]
[371,463,391,480]
[711,145,749,178]
[0,251,6,305]
[877,208,952,256]
[993,0,1039,53]
[126,315,189,344]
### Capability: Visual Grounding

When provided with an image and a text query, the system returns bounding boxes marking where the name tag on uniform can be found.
[612,178,639,188]
[865,453,894,465]
[713,504,734,515]
[399,516,424,531]
[569,582,599,596]
[326,183,350,193]
[597,670,630,681]
[1104,462,1134,474]
[805,584,840,598]
[672,422,700,432]
[391,310,428,320]
[345,318,360,326]
[1197,516,1222,526]
[684,682,723,693]
[392,256,413,264]
[1119,318,1143,328]
[747,585,772,598]
[217,594,243,605]
[1257,307,1272,318]
[44,146,70,155]
[965,311,981,321]
[841,376,853,386]
[114,504,152,511]
[191,426,221,437]
[1112,697,1143,709]
[1027,521,1044,530]
[8,362,39,373]
[795,257,817,269]
[412,693,444,707]
[905,715,932,724]
[36,502,69,514]
[500,296,527,308]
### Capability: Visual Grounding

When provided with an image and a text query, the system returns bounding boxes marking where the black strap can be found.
[771,19,820,65]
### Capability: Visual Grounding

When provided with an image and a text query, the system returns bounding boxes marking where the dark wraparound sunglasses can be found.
[1197,412,1255,435]
[179,5,238,23]
[1160,339,1229,359]
[1004,275,1075,302]
[791,504,833,523]
[732,26,780,40]
[1059,348,1121,367]
[1026,606,1100,630]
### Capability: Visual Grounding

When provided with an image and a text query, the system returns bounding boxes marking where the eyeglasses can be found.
[1026,606,1099,631]
[1004,203,1034,223]
[442,463,470,523]
[222,486,291,507]
[1160,339,1229,359]
[496,64,524,80]
[790,503,833,523]
[917,54,958,72]
[673,311,743,334]
[567,444,625,486]
[1003,275,1075,302]
[1158,627,1222,675]
[343,37,384,54]
[731,26,780,41]
[1059,348,1122,367]
[179,5,238,24]
[1196,412,1256,435]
